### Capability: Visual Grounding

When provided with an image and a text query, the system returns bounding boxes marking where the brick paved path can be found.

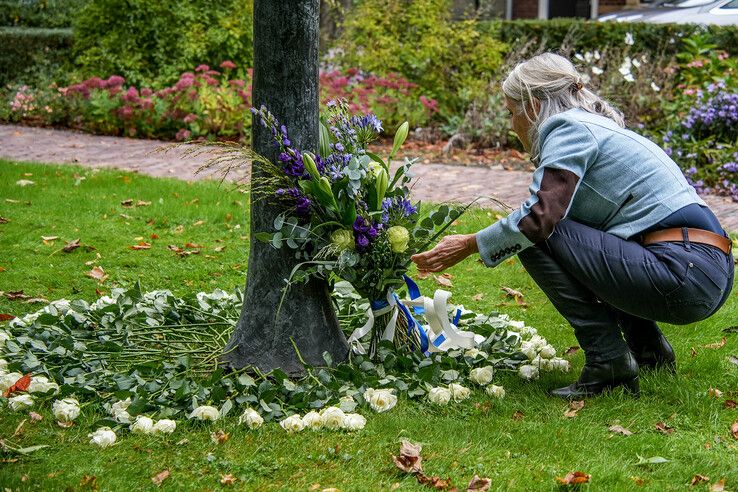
[2,124,737,232]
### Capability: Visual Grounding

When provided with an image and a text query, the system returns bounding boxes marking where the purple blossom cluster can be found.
[275,187,311,216]
[381,196,418,223]
[251,105,318,179]
[680,87,738,139]
[325,99,383,154]
[353,215,381,251]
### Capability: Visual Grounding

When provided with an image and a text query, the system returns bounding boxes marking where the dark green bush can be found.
[72,0,254,88]
[0,27,73,86]
[0,0,88,28]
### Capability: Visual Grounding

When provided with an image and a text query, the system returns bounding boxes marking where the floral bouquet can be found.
[251,100,462,357]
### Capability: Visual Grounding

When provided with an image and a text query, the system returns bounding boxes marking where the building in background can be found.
[451,0,642,19]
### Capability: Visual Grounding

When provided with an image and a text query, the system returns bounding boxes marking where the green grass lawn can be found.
[1,160,737,491]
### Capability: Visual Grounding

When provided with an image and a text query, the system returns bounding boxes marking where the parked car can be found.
[598,0,738,25]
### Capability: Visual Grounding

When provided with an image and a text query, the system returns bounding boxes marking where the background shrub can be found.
[72,0,254,88]
[0,27,73,86]
[0,0,88,28]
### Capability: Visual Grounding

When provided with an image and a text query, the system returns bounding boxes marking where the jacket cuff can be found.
[475,222,532,268]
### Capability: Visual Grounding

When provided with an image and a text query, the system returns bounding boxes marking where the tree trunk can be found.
[222,0,349,376]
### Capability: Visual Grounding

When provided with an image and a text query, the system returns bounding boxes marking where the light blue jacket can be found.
[476,108,705,268]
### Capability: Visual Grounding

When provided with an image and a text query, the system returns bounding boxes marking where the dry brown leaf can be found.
[41,235,59,242]
[57,420,74,428]
[556,471,591,485]
[136,200,151,207]
[563,346,581,357]
[708,387,724,398]
[85,266,108,284]
[121,198,134,207]
[564,400,585,418]
[150,233,160,240]
[130,242,151,250]
[608,424,633,436]
[151,469,170,486]
[731,420,738,439]
[655,422,674,435]
[392,440,423,474]
[512,410,524,421]
[416,271,431,280]
[214,246,226,252]
[709,479,727,492]
[417,474,452,490]
[691,475,710,486]
[704,337,727,349]
[192,220,205,226]
[0,216,9,224]
[5,290,29,301]
[466,475,491,491]
[724,400,737,409]
[29,412,43,422]
[631,476,645,486]
[80,475,97,489]
[211,430,230,444]
[441,273,453,279]
[220,474,236,486]
[501,286,523,298]
[471,293,484,301]
[184,242,202,249]
[434,275,453,288]
[691,347,698,357]
[63,239,81,253]
[0,314,15,322]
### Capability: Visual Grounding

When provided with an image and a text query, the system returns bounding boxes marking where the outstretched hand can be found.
[411,234,478,273]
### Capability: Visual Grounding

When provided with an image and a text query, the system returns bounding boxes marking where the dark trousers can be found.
[518,219,735,362]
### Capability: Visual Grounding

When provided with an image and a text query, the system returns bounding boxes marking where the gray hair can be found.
[502,52,624,160]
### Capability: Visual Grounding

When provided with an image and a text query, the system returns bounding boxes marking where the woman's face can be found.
[504,96,536,153]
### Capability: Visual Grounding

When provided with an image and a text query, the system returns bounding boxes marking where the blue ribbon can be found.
[453,308,461,326]
[370,298,390,311]
[402,274,425,316]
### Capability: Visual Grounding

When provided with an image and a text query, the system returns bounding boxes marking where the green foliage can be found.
[72,0,254,88]
[335,0,506,118]
[0,0,88,28]
[0,27,73,86]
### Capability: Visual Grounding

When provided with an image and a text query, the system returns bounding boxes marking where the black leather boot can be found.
[618,316,676,371]
[551,351,640,398]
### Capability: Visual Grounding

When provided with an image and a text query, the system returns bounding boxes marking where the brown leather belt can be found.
[641,227,732,255]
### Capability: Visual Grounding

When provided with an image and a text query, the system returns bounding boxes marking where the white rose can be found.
[529,335,546,350]
[520,341,537,361]
[363,388,397,413]
[342,413,366,431]
[552,358,571,372]
[52,398,80,422]
[464,348,487,359]
[0,331,10,347]
[29,376,60,394]
[0,359,7,371]
[280,414,305,433]
[89,427,116,448]
[152,419,176,434]
[486,385,506,399]
[539,345,557,360]
[518,364,540,380]
[469,366,495,386]
[519,326,538,338]
[9,394,34,411]
[507,320,525,329]
[428,387,452,405]
[0,372,23,392]
[302,410,324,430]
[130,415,155,434]
[110,398,132,423]
[448,383,471,402]
[320,406,346,430]
[189,405,219,421]
[238,408,264,429]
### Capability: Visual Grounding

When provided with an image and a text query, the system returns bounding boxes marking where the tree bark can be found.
[222,0,349,376]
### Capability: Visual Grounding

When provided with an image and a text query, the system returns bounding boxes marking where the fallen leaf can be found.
[119,213,132,219]
[150,233,160,240]
[471,293,484,301]
[121,198,134,207]
[63,239,81,253]
[416,271,431,280]
[16,179,35,186]
[563,346,581,357]
[151,469,170,486]
[41,235,59,242]
[174,225,184,234]
[392,440,423,474]
[691,475,710,486]
[210,430,229,444]
[13,419,26,437]
[4,374,31,397]
[728,355,738,366]
[655,422,674,435]
[724,400,737,409]
[0,314,15,321]
[184,242,202,249]
[5,290,29,300]
[564,400,585,418]
[635,455,669,466]
[631,476,645,486]
[220,474,236,486]
[512,410,524,420]
[434,275,453,287]
[731,420,738,439]
[417,474,452,490]
[192,220,205,226]
[0,217,9,224]
[466,475,491,491]
[691,347,698,357]
[85,266,108,284]
[556,471,591,485]
[708,388,724,398]
[214,246,226,252]
[704,337,727,349]
[29,412,43,422]
[608,424,633,436]
[130,242,151,250]
[501,286,527,306]
[0,267,5,272]
[80,475,97,490]
[308,484,321,491]
[57,421,74,428]
[136,200,151,207]
[710,479,727,492]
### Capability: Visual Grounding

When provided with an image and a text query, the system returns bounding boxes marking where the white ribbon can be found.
[347,289,398,355]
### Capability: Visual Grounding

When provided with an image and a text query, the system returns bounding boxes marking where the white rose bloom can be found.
[0,331,10,347]
[302,410,324,430]
[280,414,305,433]
[0,359,7,371]
[469,366,495,386]
[486,385,506,399]
[519,364,540,380]
[507,320,525,330]
[238,408,264,429]
[624,32,635,46]
[552,358,572,372]
[9,394,34,411]
[464,348,487,359]
[188,405,219,421]
[130,415,155,434]
[519,326,538,337]
[29,376,60,394]
[520,341,537,361]
[0,372,22,392]
[52,398,80,422]
[342,413,366,431]
[448,383,471,402]
[152,419,177,434]
[529,335,546,350]
[651,82,661,92]
[89,427,116,448]
[363,388,397,413]
[539,345,557,360]
[428,387,452,405]
[321,406,346,430]
[623,73,635,83]
[110,398,132,423]
[591,66,604,75]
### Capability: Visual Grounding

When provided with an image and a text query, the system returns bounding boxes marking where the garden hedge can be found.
[0,27,73,86]
[0,0,87,28]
